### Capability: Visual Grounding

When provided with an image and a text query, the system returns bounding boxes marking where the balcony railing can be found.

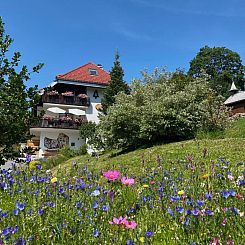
[31,118,88,130]
[42,94,90,106]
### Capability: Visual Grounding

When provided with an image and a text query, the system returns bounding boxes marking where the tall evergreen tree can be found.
[101,51,129,114]
[0,17,43,163]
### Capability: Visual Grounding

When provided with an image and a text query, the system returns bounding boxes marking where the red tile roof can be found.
[56,62,110,85]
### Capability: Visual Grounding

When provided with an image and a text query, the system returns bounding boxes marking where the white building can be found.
[29,62,110,157]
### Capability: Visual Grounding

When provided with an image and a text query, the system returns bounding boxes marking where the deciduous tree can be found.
[0,17,43,163]
[188,46,245,98]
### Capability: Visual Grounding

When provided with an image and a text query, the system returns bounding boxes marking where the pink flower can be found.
[103,170,120,181]
[121,177,135,186]
[209,238,221,245]
[124,220,137,229]
[150,181,155,185]
[109,216,127,225]
[226,240,234,245]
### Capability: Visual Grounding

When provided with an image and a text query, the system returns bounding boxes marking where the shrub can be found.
[98,69,230,149]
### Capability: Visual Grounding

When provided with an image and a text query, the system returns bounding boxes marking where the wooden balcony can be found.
[31,117,88,130]
[42,94,90,106]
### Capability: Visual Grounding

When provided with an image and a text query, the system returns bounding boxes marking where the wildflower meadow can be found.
[0,156,244,245]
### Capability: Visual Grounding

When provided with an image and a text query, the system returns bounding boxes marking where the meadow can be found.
[1,120,245,244]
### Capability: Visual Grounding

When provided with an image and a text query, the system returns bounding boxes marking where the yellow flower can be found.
[143,184,149,188]
[139,237,145,243]
[51,177,57,183]
[178,190,185,195]
[201,173,209,179]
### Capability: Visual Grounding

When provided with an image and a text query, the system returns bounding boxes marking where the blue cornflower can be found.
[75,201,82,209]
[13,209,19,216]
[196,200,205,206]
[16,237,26,245]
[230,207,239,215]
[93,228,100,237]
[183,218,189,225]
[192,209,200,216]
[2,228,9,236]
[37,209,44,216]
[170,196,180,202]
[126,240,135,245]
[59,186,65,194]
[175,206,184,213]
[229,189,236,196]
[221,190,230,198]
[205,209,214,216]
[167,207,173,216]
[205,193,212,200]
[92,201,98,209]
[16,201,25,211]
[145,231,154,237]
[101,205,109,212]
[91,190,100,196]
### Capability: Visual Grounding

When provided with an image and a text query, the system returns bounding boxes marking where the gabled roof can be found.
[224,91,245,105]
[56,62,110,85]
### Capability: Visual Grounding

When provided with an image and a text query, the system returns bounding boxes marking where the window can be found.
[71,142,75,147]
[89,69,98,76]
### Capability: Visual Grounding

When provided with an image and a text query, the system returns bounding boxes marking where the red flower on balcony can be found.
[61,91,74,96]
[46,90,59,96]
[78,93,88,99]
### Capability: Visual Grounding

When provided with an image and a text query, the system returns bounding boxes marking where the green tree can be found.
[0,17,43,163]
[188,46,245,98]
[101,51,129,114]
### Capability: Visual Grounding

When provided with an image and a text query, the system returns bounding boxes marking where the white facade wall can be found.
[86,87,104,124]
[39,129,84,150]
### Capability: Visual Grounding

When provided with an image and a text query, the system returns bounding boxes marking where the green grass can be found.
[52,138,245,177]
[50,118,245,177]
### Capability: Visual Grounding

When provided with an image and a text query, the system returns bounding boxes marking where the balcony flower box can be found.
[61,91,74,96]
[46,90,59,96]
[78,93,88,99]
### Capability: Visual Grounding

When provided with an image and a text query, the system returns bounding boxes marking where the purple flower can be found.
[170,196,181,202]
[196,200,205,206]
[92,201,98,209]
[37,208,44,216]
[36,164,42,170]
[91,190,100,196]
[145,231,154,237]
[13,209,19,216]
[2,228,9,236]
[126,240,135,245]
[93,228,100,237]
[229,189,236,196]
[221,190,230,198]
[205,193,212,200]
[192,209,200,216]
[167,207,173,216]
[206,209,214,216]
[16,237,26,245]
[101,205,109,211]
[75,201,82,209]
[16,201,25,211]
[175,206,184,213]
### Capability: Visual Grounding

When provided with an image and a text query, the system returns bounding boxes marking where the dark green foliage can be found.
[188,46,245,98]
[101,51,129,114]
[0,17,43,163]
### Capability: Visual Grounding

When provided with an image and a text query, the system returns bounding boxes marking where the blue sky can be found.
[2,0,245,88]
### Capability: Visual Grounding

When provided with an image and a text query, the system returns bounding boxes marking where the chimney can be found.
[97,64,103,70]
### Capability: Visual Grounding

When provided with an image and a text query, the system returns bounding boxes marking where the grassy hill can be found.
[50,118,245,177]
